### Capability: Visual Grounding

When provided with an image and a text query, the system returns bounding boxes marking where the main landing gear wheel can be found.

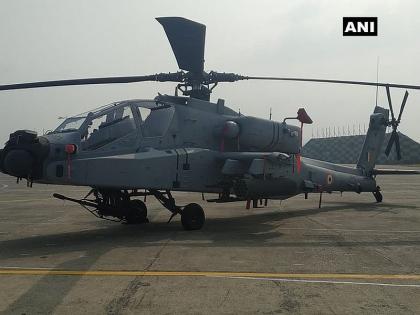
[125,199,149,224]
[181,203,205,231]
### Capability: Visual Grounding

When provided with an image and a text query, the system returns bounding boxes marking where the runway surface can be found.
[0,168,420,314]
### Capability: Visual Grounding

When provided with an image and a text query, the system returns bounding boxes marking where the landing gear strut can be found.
[150,189,205,230]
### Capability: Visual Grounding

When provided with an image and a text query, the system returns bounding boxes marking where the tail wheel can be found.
[373,188,383,203]
[181,203,205,230]
[126,199,148,224]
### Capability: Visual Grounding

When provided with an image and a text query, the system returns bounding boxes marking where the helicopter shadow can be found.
[1,200,418,260]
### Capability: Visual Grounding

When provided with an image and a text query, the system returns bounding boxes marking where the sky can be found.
[0,0,419,145]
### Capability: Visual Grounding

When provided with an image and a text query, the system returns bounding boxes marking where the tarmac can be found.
[0,168,420,314]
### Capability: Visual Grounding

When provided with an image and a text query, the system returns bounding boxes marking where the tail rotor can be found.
[384,86,409,160]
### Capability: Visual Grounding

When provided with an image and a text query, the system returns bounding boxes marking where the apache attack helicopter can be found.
[0,17,419,230]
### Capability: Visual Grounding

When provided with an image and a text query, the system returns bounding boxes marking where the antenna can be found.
[269,107,272,120]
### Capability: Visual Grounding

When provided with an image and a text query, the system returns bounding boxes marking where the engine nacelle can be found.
[235,116,300,153]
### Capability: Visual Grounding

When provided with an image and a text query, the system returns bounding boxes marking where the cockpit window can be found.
[138,107,151,121]
[54,117,86,133]
[82,105,136,150]
[137,105,175,137]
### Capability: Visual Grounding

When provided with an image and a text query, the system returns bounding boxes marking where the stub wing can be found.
[219,152,292,176]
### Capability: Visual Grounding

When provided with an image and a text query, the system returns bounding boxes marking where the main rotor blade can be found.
[385,131,397,157]
[157,17,205,74]
[398,90,409,122]
[244,76,420,91]
[386,86,395,121]
[0,73,183,91]
[395,133,401,160]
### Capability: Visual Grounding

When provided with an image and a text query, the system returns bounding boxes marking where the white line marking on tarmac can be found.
[225,276,420,288]
[0,184,8,190]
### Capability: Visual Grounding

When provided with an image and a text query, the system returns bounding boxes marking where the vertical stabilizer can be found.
[357,106,389,173]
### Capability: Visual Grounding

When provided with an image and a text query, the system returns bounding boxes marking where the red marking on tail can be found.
[297,154,301,173]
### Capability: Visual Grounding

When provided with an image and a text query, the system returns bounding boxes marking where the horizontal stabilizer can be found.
[372,168,420,175]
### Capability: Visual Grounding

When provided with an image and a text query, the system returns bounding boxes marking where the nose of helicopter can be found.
[2,149,34,177]
[0,130,49,179]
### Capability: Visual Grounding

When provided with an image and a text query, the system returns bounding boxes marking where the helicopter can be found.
[0,16,419,231]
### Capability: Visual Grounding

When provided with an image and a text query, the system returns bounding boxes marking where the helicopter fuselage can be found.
[0,95,382,203]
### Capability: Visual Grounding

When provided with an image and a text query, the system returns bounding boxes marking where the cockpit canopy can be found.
[55,116,86,133]
[52,100,175,150]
